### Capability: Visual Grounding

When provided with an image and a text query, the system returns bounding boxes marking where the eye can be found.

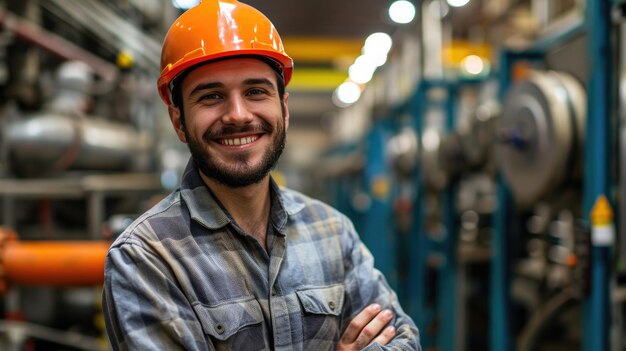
[199,92,222,101]
[246,88,267,97]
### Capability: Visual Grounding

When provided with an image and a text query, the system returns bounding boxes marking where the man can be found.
[102,0,421,350]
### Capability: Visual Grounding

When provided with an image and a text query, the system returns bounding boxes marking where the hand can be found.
[337,304,397,350]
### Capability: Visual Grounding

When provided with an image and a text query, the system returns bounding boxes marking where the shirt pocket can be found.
[295,284,345,345]
[193,297,267,350]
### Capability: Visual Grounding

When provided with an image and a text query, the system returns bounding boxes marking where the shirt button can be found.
[329,301,336,310]
[216,323,225,334]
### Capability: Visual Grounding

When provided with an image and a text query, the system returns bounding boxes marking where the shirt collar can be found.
[179,159,230,230]
[179,158,305,233]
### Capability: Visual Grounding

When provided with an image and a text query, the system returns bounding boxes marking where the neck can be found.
[200,172,272,245]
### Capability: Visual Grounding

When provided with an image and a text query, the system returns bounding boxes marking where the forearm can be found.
[360,285,421,350]
[363,324,420,351]
[341,216,421,350]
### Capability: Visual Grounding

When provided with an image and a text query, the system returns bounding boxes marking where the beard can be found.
[184,118,286,188]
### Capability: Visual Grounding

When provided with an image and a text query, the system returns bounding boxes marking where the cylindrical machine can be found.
[439,130,467,180]
[387,125,419,177]
[421,126,448,190]
[464,100,500,174]
[498,70,586,208]
[4,111,152,176]
[0,228,109,291]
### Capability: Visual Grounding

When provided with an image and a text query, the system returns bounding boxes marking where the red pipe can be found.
[0,9,118,81]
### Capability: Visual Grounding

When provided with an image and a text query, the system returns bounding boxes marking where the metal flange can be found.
[464,100,501,174]
[498,71,586,207]
[387,125,420,176]
[421,127,448,190]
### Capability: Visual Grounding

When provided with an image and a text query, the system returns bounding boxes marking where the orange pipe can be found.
[0,228,110,292]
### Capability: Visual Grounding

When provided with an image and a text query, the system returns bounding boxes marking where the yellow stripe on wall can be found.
[283,37,363,63]
[289,68,348,91]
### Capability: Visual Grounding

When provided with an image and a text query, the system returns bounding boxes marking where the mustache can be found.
[203,120,274,141]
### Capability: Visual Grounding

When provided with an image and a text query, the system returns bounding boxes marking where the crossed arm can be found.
[337,215,421,351]
[103,216,420,350]
[338,303,398,350]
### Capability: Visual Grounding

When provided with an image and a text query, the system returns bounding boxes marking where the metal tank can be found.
[4,111,152,176]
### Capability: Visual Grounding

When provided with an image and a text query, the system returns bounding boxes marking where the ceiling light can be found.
[358,51,388,69]
[389,0,416,24]
[447,0,470,8]
[172,0,199,10]
[349,56,377,84]
[461,55,485,75]
[363,32,393,57]
[335,82,362,105]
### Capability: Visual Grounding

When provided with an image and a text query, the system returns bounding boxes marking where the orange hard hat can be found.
[157,0,293,105]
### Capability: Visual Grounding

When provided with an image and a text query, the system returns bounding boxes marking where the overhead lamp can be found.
[363,32,393,58]
[461,55,485,75]
[334,81,362,106]
[447,0,470,8]
[389,0,416,24]
[349,56,377,84]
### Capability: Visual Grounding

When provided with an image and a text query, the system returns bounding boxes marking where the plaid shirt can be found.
[103,159,420,350]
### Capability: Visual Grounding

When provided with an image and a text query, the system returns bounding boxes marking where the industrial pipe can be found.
[0,228,109,293]
[5,111,152,176]
[0,8,117,81]
[517,287,579,351]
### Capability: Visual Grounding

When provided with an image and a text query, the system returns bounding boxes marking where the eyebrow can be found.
[188,78,276,98]
[243,78,275,90]
[189,82,223,98]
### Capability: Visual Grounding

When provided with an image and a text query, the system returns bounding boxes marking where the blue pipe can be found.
[490,50,515,351]
[407,78,485,349]
[530,18,585,52]
[438,85,459,351]
[363,122,396,289]
[406,80,430,345]
[582,0,612,350]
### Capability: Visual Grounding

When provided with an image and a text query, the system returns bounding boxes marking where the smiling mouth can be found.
[217,135,260,146]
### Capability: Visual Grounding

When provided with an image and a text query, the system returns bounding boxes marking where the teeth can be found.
[220,136,258,146]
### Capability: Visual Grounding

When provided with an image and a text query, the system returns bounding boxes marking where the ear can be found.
[168,105,187,143]
[283,92,290,130]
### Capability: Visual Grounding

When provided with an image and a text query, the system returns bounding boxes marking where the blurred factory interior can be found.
[0,0,623,350]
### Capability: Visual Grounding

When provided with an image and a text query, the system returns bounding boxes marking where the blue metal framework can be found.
[438,84,458,351]
[362,120,397,289]
[582,0,613,350]
[335,2,614,347]
[406,79,444,349]
[323,125,399,290]
[490,50,542,351]
[405,79,432,347]
[490,1,614,349]
[404,78,481,351]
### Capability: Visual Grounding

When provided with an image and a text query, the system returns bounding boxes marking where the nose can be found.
[222,95,253,125]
